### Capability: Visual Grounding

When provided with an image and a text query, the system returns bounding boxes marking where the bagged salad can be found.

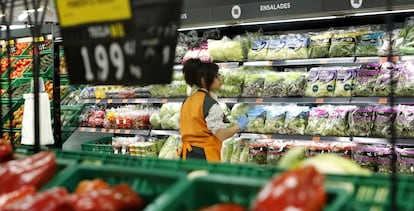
[379,29,403,56]
[355,31,384,56]
[284,72,306,96]
[348,106,374,137]
[309,31,332,58]
[329,29,358,57]
[373,62,400,96]
[353,63,381,96]
[334,66,358,97]
[305,67,321,97]
[371,106,397,138]
[245,106,266,133]
[395,105,414,138]
[324,105,357,137]
[158,135,182,159]
[264,105,286,134]
[241,69,269,97]
[305,106,330,135]
[285,33,310,59]
[266,35,288,60]
[399,16,414,55]
[230,139,249,164]
[284,105,309,135]
[247,34,270,61]
[396,61,414,96]
[263,72,284,97]
[221,138,236,163]
[247,139,268,165]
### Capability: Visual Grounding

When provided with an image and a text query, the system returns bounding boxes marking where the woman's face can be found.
[209,72,222,91]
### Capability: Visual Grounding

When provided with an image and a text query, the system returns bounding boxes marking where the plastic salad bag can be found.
[355,30,384,56]
[264,106,286,134]
[348,106,374,137]
[329,29,358,57]
[395,105,414,138]
[396,61,414,96]
[309,31,332,58]
[285,33,309,59]
[334,66,358,97]
[245,106,266,133]
[266,35,288,60]
[371,106,398,138]
[305,105,330,135]
[353,63,381,96]
[284,105,309,135]
[263,72,284,97]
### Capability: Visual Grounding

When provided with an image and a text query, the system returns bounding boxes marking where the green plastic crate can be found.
[42,164,187,209]
[81,136,114,154]
[150,173,349,211]
[1,58,33,79]
[0,77,32,102]
[326,173,414,211]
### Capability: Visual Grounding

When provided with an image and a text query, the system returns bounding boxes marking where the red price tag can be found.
[95,99,101,103]
[315,98,324,103]
[256,98,263,103]
[107,99,113,103]
[101,128,107,133]
[115,129,121,133]
[312,136,321,142]
[378,98,388,104]
[162,98,168,103]
[109,129,114,133]
[125,130,131,134]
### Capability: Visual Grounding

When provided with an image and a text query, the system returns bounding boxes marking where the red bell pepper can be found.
[0,151,56,195]
[74,179,110,194]
[0,139,13,162]
[251,165,326,211]
[69,183,144,211]
[2,187,72,211]
[199,203,246,211]
[0,185,36,208]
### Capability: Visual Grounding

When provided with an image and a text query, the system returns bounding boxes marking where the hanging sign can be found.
[54,0,183,85]
[6,39,17,55]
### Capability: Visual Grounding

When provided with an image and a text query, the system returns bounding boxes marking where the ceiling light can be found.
[351,9,414,16]
[238,16,339,26]
[17,12,29,21]
[178,24,229,31]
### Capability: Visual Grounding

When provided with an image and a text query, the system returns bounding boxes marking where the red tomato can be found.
[251,165,326,211]
[199,203,246,211]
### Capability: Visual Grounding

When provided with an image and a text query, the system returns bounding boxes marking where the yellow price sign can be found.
[56,0,132,27]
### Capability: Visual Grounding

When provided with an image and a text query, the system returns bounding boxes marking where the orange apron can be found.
[179,90,222,162]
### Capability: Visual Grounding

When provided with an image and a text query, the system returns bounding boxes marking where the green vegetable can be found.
[348,106,374,137]
[334,67,358,97]
[284,72,306,97]
[242,71,266,97]
[329,31,357,57]
[149,112,161,129]
[284,106,309,135]
[285,33,309,59]
[278,146,306,169]
[305,67,321,97]
[371,106,397,138]
[302,153,372,175]
[221,138,235,163]
[355,31,384,56]
[353,63,380,97]
[309,32,332,58]
[395,105,414,138]
[263,72,284,97]
[247,37,269,61]
[247,140,268,165]
[266,35,287,60]
[305,106,330,135]
[264,106,286,134]
[158,135,182,159]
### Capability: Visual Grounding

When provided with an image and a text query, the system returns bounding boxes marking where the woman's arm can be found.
[215,125,241,141]
[205,104,241,141]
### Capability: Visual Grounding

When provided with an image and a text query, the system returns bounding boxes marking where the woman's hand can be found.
[237,115,249,132]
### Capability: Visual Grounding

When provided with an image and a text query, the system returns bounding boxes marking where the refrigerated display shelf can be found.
[77,127,151,136]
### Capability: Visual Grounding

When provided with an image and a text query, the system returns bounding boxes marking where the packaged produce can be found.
[264,106,286,134]
[247,35,270,61]
[251,166,326,211]
[379,29,403,56]
[219,68,246,86]
[304,67,321,97]
[348,106,374,137]
[247,140,268,165]
[372,106,397,138]
[307,142,331,157]
[317,67,337,97]
[329,30,357,57]
[283,72,306,97]
[199,203,246,211]
[353,63,380,96]
[334,67,358,97]
[263,72,284,97]
[284,33,309,59]
[159,103,181,130]
[355,31,384,56]
[221,138,236,163]
[266,141,289,166]
[399,17,414,55]
[309,31,332,58]
[230,139,249,164]
[149,111,161,129]
[208,36,246,62]
[376,146,395,173]
[130,141,159,157]
[215,85,242,97]
[266,35,287,60]
[241,70,267,97]
[373,62,400,96]
[396,61,414,97]
[245,107,266,133]
[79,104,106,127]
[283,105,309,135]
[229,103,250,124]
[305,106,330,135]
[330,142,354,159]
[158,135,182,159]
[175,33,189,64]
[149,81,187,97]
[183,41,212,64]
[398,148,414,174]
[352,144,378,171]
[324,105,357,137]
[395,105,414,138]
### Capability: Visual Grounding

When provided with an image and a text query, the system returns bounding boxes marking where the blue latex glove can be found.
[237,115,249,131]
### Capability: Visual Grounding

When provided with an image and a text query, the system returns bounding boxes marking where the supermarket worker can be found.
[179,58,249,162]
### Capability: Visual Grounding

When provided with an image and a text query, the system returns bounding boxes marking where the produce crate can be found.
[150,173,350,211]
[1,58,33,79]
[326,173,414,211]
[81,136,114,154]
[42,164,187,210]
[0,77,32,102]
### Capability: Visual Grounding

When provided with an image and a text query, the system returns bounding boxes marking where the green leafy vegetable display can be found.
[264,106,286,134]
[158,135,182,160]
[396,61,414,97]
[247,36,270,61]
[216,85,242,97]
[284,106,309,135]
[355,31,384,56]
[208,36,246,62]
[353,63,380,96]
[284,72,306,97]
[305,106,330,135]
[352,144,378,172]
[267,141,288,166]
[305,67,321,97]
[334,67,358,97]
[149,112,161,129]
[263,72,284,97]
[329,30,358,57]
[324,105,357,137]
[399,17,414,55]
[371,106,397,138]
[317,68,337,97]
[245,107,266,133]
[247,140,268,165]
[309,32,332,58]
[285,33,309,59]
[395,105,414,138]
[348,106,374,137]
[221,138,236,163]
[266,35,288,60]
[242,70,267,97]
[373,62,399,96]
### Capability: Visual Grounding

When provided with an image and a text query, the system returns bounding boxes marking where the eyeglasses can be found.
[215,73,221,79]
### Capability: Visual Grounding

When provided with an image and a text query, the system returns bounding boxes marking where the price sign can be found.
[55,0,183,85]
[34,36,49,53]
